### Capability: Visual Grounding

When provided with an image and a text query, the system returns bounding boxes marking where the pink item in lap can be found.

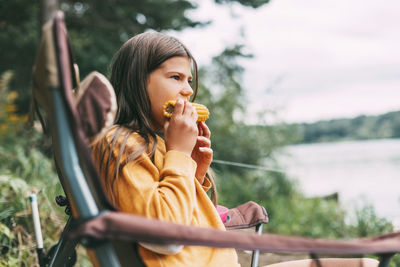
[216,205,229,223]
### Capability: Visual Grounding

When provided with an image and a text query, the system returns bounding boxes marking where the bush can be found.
[0,70,90,266]
[216,166,394,239]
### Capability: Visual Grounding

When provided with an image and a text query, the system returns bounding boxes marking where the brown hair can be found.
[100,32,217,205]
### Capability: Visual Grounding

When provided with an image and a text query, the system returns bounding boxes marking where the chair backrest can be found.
[32,11,115,217]
[32,11,145,267]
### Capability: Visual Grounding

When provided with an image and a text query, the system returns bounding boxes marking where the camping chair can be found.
[31,11,268,267]
[31,11,400,267]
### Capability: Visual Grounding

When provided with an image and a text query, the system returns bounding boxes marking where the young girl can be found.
[93,32,379,267]
[92,31,238,267]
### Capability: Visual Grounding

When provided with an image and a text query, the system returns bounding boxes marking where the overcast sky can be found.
[169,0,400,123]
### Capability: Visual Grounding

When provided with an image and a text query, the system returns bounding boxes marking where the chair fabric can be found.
[31,21,59,114]
[75,71,117,145]
[224,201,268,230]
[32,11,116,215]
[67,211,400,255]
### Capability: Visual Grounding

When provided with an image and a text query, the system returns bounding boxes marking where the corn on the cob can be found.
[163,100,210,122]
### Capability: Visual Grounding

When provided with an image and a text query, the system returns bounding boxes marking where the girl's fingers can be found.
[198,123,203,137]
[198,121,211,138]
[196,136,211,148]
[199,147,213,153]
[181,101,198,121]
[198,147,213,158]
[172,99,184,116]
[192,109,198,121]
[182,101,192,114]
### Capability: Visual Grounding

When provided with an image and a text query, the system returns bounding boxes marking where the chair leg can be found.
[47,218,78,267]
[251,223,263,267]
[378,253,394,267]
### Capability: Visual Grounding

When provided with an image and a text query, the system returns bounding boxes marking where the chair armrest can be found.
[224,201,268,230]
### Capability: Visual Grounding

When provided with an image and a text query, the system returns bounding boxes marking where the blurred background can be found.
[1,0,399,265]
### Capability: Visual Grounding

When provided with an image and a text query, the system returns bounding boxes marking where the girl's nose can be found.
[181,85,193,98]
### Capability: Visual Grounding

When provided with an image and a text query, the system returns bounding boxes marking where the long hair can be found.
[100,32,217,205]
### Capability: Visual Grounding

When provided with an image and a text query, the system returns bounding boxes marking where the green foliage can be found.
[0,72,53,182]
[0,70,69,266]
[215,166,394,239]
[1,0,202,114]
[0,1,40,114]
[348,204,394,237]
[0,132,55,185]
[1,0,270,115]
[0,71,29,137]
[63,0,205,79]
[0,157,65,265]
[0,174,68,266]
[215,0,270,8]
[293,111,400,144]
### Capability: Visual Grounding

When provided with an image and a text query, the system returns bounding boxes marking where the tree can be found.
[0,0,270,114]
[215,0,270,8]
[0,1,40,113]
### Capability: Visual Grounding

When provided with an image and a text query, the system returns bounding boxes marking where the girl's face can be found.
[147,56,193,131]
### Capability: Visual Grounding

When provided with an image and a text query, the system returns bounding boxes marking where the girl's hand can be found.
[164,99,198,157]
[191,121,213,184]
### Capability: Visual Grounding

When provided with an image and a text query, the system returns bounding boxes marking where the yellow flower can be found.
[0,124,8,132]
[20,114,28,122]
[7,91,18,101]
[5,104,18,113]
[9,115,20,122]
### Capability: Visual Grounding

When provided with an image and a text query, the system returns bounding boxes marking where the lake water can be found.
[280,138,400,228]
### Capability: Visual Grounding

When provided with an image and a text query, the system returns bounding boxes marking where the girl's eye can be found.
[171,75,180,80]
[188,79,193,85]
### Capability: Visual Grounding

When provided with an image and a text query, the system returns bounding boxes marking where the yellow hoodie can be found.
[92,126,240,267]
